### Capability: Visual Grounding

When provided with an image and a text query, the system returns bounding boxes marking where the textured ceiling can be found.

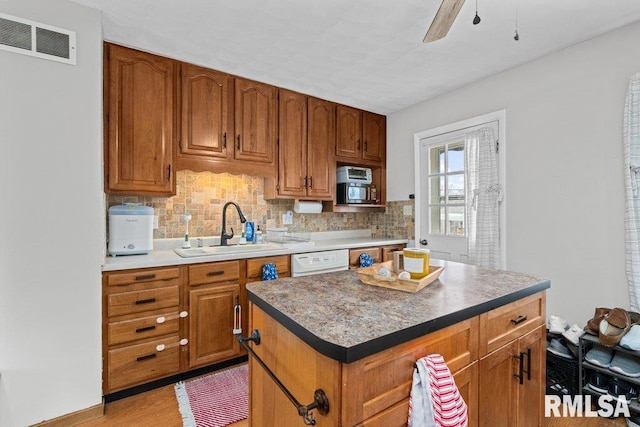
[71,0,640,114]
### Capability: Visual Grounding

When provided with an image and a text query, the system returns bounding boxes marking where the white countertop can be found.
[102,230,408,272]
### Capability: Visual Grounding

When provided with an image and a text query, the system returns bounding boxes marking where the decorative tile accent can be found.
[106,171,415,240]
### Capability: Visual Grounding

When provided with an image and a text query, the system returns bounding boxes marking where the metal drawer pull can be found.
[207,271,224,277]
[136,353,157,362]
[135,298,157,305]
[156,311,188,324]
[135,325,156,333]
[238,330,329,425]
[135,274,156,281]
[513,352,525,385]
[511,315,527,325]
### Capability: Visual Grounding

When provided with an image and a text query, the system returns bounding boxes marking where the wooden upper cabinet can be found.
[104,43,176,196]
[277,89,307,197]
[362,111,386,163]
[266,91,334,201]
[336,105,362,160]
[234,77,277,165]
[307,97,335,199]
[178,63,233,161]
[336,106,386,165]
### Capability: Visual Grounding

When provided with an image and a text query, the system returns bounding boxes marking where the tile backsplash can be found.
[107,170,414,241]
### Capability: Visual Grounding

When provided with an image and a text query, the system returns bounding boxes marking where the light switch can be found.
[403,205,412,216]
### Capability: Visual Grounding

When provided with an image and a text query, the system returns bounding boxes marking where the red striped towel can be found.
[408,354,468,427]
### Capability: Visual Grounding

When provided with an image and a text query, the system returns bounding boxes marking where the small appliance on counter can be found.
[336,165,378,204]
[108,203,154,256]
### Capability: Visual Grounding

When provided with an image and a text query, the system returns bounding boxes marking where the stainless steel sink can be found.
[173,243,282,258]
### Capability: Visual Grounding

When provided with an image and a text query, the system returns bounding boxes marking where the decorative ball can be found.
[377,267,392,277]
[398,271,411,280]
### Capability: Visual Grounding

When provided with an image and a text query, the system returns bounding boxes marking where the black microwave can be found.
[337,183,377,204]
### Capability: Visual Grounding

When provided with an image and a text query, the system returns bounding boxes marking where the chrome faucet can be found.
[220,201,247,246]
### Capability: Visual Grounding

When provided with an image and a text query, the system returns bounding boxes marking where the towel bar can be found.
[237,329,329,425]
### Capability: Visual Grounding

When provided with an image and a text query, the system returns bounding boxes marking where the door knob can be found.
[419,239,428,246]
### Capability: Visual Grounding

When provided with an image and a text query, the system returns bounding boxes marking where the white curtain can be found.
[624,72,640,312]
[465,127,502,268]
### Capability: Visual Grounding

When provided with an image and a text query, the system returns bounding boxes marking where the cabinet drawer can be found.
[189,261,239,286]
[246,255,290,279]
[106,267,180,287]
[108,311,181,346]
[360,400,409,427]
[107,286,179,318]
[479,291,545,356]
[107,335,181,392]
[349,247,382,268]
[342,316,478,426]
[381,245,405,262]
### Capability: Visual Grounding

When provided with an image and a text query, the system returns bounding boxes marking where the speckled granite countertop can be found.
[247,259,550,363]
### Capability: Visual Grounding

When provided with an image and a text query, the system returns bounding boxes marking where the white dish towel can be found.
[408,354,468,427]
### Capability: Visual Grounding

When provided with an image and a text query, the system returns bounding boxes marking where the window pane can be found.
[448,206,465,236]
[429,176,444,204]
[447,173,465,203]
[430,146,445,174]
[447,143,464,172]
[429,206,443,234]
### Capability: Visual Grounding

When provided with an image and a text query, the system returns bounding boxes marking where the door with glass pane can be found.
[420,137,468,262]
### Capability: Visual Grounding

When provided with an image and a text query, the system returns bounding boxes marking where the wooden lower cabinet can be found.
[188,283,241,368]
[248,291,546,426]
[187,261,242,368]
[103,256,294,394]
[479,325,545,427]
[248,304,479,427]
[102,266,184,394]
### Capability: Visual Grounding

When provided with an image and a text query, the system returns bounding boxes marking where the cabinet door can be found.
[362,111,386,163]
[336,105,362,160]
[188,284,240,368]
[105,44,176,195]
[277,89,307,197]
[517,325,545,427]
[179,63,232,160]
[479,340,518,427]
[234,77,276,164]
[307,97,335,200]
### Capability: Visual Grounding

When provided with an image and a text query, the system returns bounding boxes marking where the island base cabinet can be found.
[249,304,342,426]
[478,325,545,427]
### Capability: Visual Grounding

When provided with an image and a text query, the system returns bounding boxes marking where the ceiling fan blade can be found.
[423,0,466,43]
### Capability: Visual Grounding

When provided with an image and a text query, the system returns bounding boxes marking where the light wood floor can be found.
[78,380,247,427]
[78,382,626,427]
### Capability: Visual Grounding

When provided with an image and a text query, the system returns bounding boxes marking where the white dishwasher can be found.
[291,249,350,277]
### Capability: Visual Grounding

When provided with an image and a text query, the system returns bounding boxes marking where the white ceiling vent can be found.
[0,13,76,65]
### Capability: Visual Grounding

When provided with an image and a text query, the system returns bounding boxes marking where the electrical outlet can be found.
[282,210,293,225]
[403,205,412,216]
[153,215,159,229]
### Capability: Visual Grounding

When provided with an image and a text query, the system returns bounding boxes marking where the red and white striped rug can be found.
[175,364,248,427]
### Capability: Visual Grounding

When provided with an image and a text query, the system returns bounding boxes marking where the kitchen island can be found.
[245,259,550,427]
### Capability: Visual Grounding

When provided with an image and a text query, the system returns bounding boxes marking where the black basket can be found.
[546,350,579,396]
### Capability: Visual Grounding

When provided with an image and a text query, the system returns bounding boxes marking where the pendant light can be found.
[473,0,481,25]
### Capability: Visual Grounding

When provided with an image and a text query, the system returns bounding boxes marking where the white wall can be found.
[0,1,104,425]
[388,21,640,326]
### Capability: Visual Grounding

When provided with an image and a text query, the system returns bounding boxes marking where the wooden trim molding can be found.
[30,403,104,427]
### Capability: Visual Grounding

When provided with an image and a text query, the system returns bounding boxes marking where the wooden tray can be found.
[357,261,445,293]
